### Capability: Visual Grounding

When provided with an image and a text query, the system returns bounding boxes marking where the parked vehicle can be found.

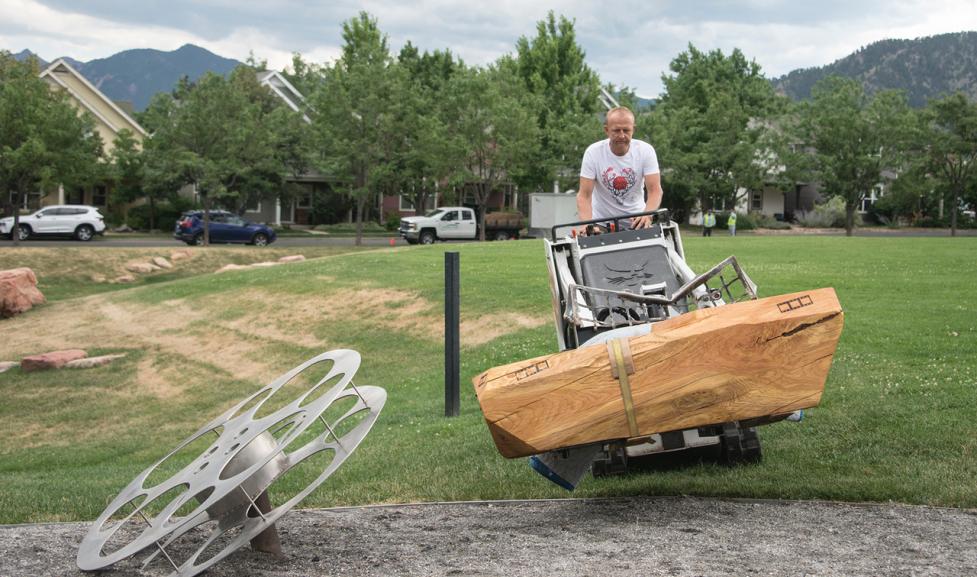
[174,211,277,246]
[399,207,524,244]
[0,205,106,241]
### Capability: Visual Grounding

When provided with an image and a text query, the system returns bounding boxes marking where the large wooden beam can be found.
[474,288,844,458]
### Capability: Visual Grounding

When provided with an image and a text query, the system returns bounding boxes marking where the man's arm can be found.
[631,172,664,228]
[577,176,595,223]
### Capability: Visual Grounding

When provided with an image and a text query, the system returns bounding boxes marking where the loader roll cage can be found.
[549,208,673,241]
[545,209,759,349]
[564,255,759,330]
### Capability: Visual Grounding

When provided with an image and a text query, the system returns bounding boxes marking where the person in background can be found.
[727,211,737,236]
[702,209,716,237]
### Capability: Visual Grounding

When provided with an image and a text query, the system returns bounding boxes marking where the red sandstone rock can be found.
[0,268,45,318]
[278,255,306,263]
[21,349,87,372]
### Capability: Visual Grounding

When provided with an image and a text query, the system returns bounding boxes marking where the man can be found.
[703,209,716,237]
[577,107,663,231]
[528,108,664,492]
[727,211,737,236]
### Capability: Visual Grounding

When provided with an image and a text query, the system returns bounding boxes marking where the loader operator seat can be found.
[574,224,685,327]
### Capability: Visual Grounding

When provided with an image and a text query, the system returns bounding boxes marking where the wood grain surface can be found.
[474,288,844,458]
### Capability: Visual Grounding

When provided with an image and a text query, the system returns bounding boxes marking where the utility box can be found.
[529,193,578,239]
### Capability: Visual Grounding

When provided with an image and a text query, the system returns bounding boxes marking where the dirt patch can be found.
[0,294,275,384]
[133,356,186,400]
[0,283,546,398]
[217,286,546,347]
[458,312,549,346]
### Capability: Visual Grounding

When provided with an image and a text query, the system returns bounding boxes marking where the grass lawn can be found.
[0,236,975,524]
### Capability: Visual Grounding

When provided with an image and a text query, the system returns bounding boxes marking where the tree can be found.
[800,76,914,235]
[144,65,305,244]
[109,129,144,226]
[395,43,463,216]
[0,52,103,245]
[445,61,539,240]
[310,12,402,246]
[922,92,977,236]
[650,45,780,219]
[514,11,602,191]
[144,74,248,244]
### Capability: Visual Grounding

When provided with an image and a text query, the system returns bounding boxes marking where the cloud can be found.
[3,0,975,97]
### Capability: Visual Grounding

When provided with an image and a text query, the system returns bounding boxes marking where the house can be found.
[31,59,148,210]
[234,70,345,227]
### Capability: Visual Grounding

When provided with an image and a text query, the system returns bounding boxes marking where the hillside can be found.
[12,44,241,111]
[773,31,977,107]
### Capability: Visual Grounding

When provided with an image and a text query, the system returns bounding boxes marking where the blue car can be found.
[174,210,277,246]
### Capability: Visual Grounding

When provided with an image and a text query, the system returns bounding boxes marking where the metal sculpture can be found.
[77,349,386,576]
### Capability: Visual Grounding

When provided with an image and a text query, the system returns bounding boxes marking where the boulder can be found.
[0,268,46,318]
[278,255,306,263]
[152,256,173,269]
[114,274,137,284]
[170,249,194,261]
[21,349,87,372]
[250,261,280,268]
[0,361,18,374]
[65,353,126,369]
[126,262,160,274]
[216,264,250,273]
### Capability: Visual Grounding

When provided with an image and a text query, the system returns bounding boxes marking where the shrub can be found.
[384,212,401,232]
[125,198,195,231]
[751,212,792,230]
[914,213,977,229]
[312,221,387,234]
[795,196,859,228]
[734,212,756,231]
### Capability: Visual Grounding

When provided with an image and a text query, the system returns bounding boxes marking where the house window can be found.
[67,187,85,205]
[93,185,107,207]
[297,193,312,209]
[244,197,262,213]
[751,190,763,212]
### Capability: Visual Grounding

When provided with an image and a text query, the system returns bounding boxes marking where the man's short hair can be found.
[606,106,635,123]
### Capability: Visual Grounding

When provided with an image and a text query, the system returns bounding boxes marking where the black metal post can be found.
[445,251,460,417]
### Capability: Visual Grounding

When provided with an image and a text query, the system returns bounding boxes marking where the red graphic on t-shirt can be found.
[601,167,637,204]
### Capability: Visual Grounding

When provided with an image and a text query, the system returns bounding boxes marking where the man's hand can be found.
[630,215,652,229]
[576,223,605,236]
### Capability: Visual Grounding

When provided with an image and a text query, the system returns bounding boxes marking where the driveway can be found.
[3,497,975,576]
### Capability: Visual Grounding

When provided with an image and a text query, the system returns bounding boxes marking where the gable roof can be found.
[39,59,148,138]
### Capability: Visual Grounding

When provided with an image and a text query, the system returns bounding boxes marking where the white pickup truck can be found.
[399,207,524,244]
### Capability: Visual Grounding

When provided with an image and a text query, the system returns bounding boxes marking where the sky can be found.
[2,0,976,98]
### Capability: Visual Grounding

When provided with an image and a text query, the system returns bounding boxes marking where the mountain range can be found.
[13,44,241,112]
[772,31,977,107]
[11,31,977,112]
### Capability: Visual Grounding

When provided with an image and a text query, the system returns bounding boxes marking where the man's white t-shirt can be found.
[580,138,660,220]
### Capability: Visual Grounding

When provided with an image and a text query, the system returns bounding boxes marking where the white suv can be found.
[0,205,106,241]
